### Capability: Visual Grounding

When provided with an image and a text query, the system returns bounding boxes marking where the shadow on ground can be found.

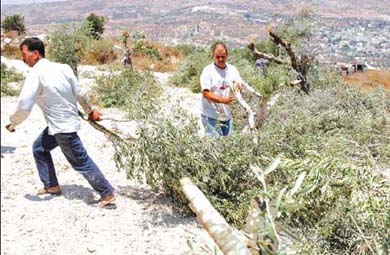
[117,185,196,227]
[24,184,96,204]
[1,145,16,158]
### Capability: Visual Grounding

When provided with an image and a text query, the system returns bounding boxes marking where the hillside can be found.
[343,70,390,92]
[2,0,389,47]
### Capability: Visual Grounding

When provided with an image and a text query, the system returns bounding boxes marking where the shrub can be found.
[84,39,116,65]
[1,63,23,96]
[46,24,90,76]
[1,15,26,35]
[1,44,22,59]
[170,50,210,92]
[174,44,200,57]
[92,68,161,119]
[133,40,162,60]
[85,13,105,40]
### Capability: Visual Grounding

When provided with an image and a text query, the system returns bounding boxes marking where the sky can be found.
[1,0,68,5]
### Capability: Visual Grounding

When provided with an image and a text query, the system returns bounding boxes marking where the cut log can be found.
[180,178,252,255]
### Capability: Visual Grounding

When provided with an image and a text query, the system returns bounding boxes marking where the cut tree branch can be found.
[180,178,252,255]
[248,42,288,65]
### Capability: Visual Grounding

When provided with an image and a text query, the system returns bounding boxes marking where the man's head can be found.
[212,42,228,69]
[19,37,45,67]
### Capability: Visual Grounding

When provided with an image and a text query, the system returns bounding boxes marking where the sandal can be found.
[37,186,62,195]
[98,194,116,207]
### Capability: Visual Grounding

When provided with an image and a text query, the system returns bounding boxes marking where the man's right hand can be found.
[224,95,237,105]
[88,110,102,122]
[5,124,16,132]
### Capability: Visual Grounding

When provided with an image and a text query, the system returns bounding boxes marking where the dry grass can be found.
[130,41,182,72]
[343,70,390,91]
[132,52,179,72]
[103,39,182,72]
[1,44,22,59]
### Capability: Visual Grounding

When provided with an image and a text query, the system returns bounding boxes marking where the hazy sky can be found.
[1,0,68,5]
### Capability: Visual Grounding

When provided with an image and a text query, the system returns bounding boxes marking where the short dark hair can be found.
[211,41,228,55]
[20,37,45,57]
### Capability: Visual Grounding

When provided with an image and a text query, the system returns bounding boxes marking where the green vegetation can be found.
[1,63,23,96]
[46,23,116,73]
[279,7,316,48]
[92,68,161,120]
[174,44,202,57]
[46,24,90,76]
[133,40,163,61]
[170,50,210,92]
[85,13,105,40]
[2,11,387,253]
[1,15,26,35]
[108,64,389,254]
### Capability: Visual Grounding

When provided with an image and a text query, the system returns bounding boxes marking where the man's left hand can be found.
[5,124,16,132]
[236,83,243,92]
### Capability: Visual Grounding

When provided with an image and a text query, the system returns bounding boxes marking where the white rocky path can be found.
[0,59,213,255]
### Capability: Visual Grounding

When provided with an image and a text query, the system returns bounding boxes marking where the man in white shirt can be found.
[5,37,115,207]
[200,42,240,137]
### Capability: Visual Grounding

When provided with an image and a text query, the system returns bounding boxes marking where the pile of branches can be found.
[108,83,390,254]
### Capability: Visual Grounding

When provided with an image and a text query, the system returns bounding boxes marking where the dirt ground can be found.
[0,58,214,255]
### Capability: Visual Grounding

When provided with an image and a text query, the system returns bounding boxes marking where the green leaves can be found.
[105,57,389,254]
[1,63,23,96]
[85,13,105,40]
[1,15,26,35]
[93,68,160,119]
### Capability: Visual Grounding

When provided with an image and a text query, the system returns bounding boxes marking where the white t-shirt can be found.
[9,58,92,135]
[200,63,243,121]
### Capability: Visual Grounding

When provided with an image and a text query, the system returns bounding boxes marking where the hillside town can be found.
[308,17,390,70]
[2,1,389,71]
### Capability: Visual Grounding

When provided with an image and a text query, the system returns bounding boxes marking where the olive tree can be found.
[1,15,26,35]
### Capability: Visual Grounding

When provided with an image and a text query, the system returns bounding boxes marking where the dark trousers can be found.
[201,114,232,137]
[32,127,114,198]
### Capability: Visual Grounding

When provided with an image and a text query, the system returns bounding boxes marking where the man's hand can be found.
[223,95,237,105]
[5,124,16,132]
[88,110,102,122]
[236,83,243,93]
[231,81,242,94]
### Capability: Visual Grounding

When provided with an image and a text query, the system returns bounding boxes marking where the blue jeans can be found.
[201,115,232,137]
[32,127,114,198]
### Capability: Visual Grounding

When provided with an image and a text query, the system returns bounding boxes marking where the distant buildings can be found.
[307,18,390,70]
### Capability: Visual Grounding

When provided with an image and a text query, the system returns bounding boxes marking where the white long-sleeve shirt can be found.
[9,58,92,135]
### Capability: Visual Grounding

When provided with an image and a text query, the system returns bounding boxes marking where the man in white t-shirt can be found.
[200,42,243,136]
